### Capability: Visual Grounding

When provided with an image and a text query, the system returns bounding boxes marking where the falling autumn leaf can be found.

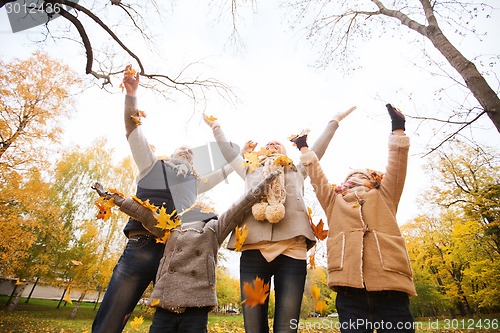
[307,207,313,221]
[315,299,327,314]
[150,298,160,307]
[311,284,321,301]
[155,206,180,231]
[242,277,270,308]
[243,152,260,173]
[63,287,72,304]
[234,225,249,252]
[130,109,147,126]
[309,252,316,270]
[273,155,295,169]
[310,219,328,241]
[129,316,144,328]
[155,232,171,244]
[256,147,274,157]
[288,129,310,145]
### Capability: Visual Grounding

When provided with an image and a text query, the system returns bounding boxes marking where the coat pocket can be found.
[373,231,412,278]
[327,232,345,271]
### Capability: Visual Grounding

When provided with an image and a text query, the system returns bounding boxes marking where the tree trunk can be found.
[25,277,40,303]
[69,291,86,319]
[425,25,500,132]
[6,282,28,311]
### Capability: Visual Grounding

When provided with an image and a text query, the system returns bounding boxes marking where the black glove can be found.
[290,134,308,150]
[386,103,406,131]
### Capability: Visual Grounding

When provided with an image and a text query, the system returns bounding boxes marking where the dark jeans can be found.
[336,287,415,333]
[149,307,211,333]
[240,250,307,333]
[92,235,165,333]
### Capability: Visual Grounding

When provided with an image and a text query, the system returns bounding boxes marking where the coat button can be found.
[168,267,175,274]
[190,270,197,276]
[195,250,201,256]
[176,248,182,253]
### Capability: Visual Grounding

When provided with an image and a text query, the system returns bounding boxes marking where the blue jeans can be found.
[240,250,307,333]
[336,287,415,333]
[92,235,165,333]
[149,307,211,333]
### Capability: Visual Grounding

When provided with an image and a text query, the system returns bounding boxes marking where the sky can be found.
[1,1,499,274]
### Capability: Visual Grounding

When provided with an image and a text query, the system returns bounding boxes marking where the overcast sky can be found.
[1,1,499,273]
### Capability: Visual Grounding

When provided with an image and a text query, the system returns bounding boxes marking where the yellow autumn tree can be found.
[0,51,82,175]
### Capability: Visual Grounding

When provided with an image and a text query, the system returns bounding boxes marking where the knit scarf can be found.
[162,157,194,178]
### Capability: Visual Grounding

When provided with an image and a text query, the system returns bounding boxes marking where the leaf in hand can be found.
[310,219,328,241]
[234,225,248,252]
[204,114,218,122]
[242,277,270,308]
[95,197,115,221]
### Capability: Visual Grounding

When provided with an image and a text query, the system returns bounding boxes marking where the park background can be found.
[0,0,499,331]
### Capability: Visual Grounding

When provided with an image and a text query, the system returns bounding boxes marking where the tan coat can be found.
[300,134,417,296]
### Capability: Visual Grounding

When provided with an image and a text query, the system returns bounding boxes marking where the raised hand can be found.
[242,140,257,155]
[386,104,405,131]
[333,106,357,122]
[289,130,309,150]
[122,64,139,96]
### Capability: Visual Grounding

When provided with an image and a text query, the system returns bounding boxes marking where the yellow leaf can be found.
[243,152,260,173]
[63,287,72,304]
[242,277,270,308]
[129,316,144,328]
[132,196,158,212]
[307,207,313,221]
[234,225,248,252]
[273,155,294,168]
[311,284,320,301]
[155,207,180,231]
[155,232,171,244]
[204,114,218,121]
[309,253,316,270]
[150,298,160,307]
[95,197,115,221]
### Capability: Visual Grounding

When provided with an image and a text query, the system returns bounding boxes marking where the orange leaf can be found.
[155,231,171,244]
[150,298,160,307]
[311,284,320,301]
[95,197,115,221]
[315,299,327,314]
[204,114,218,122]
[308,253,316,270]
[242,277,270,307]
[310,219,328,241]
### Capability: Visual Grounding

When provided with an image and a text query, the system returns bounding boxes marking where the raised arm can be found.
[379,104,410,209]
[216,171,281,244]
[122,65,156,177]
[204,114,247,179]
[310,106,356,160]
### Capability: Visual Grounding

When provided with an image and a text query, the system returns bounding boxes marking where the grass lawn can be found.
[1,296,499,332]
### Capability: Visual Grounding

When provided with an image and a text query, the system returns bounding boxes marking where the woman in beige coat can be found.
[292,104,416,333]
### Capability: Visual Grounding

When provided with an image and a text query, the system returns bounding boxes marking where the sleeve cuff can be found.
[388,134,410,148]
[300,151,318,166]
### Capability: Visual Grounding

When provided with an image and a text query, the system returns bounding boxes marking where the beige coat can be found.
[300,134,417,296]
